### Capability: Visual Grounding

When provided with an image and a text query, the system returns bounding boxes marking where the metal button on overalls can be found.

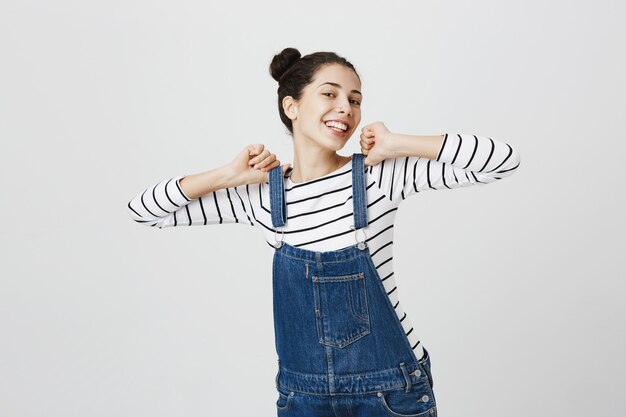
[269,153,437,416]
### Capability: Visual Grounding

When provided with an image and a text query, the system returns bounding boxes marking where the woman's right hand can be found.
[228,144,291,185]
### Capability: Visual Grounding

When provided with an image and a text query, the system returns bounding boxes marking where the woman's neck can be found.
[289,139,351,184]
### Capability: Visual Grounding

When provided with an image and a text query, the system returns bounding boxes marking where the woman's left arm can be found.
[361,122,521,202]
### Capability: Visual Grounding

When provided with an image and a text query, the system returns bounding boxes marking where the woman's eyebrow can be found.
[317,82,362,96]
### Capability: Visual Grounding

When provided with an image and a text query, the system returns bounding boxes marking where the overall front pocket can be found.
[312,272,371,348]
[377,378,437,417]
[275,385,294,412]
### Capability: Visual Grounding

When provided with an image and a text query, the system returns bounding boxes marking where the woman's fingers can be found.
[247,143,264,156]
[262,161,290,184]
[248,149,270,166]
[360,132,374,143]
[255,153,277,170]
[263,159,281,172]
[243,143,287,175]
[361,125,375,138]
[360,134,373,154]
[360,132,374,149]
[282,163,292,175]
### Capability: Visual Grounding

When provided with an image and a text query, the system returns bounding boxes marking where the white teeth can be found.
[325,121,348,131]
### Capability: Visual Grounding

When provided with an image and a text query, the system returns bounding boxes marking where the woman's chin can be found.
[298,130,351,152]
[324,129,353,145]
[326,136,350,150]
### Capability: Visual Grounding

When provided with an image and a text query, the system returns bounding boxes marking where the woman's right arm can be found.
[126,144,290,229]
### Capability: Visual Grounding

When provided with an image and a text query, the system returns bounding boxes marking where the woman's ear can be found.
[282,96,298,121]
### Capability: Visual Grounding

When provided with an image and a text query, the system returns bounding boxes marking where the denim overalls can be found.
[268,153,437,417]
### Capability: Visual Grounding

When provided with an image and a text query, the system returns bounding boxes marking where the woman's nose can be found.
[336,100,351,115]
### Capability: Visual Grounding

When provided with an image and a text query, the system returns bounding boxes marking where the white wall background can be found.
[1,1,624,416]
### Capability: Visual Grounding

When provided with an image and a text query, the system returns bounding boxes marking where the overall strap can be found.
[269,165,286,228]
[351,153,369,230]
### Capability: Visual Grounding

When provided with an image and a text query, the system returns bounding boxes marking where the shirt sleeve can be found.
[126,174,257,228]
[368,133,521,202]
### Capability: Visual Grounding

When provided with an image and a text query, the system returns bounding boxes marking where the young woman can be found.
[127,47,521,416]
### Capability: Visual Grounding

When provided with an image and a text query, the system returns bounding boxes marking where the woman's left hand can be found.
[359,121,396,166]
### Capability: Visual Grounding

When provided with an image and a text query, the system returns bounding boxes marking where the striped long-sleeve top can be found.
[127,133,521,360]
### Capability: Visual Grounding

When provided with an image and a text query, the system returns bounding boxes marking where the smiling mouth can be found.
[324,120,349,133]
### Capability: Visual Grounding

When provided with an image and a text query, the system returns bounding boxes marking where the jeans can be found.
[275,347,436,416]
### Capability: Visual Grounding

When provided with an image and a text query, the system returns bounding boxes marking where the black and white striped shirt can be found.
[127,133,521,360]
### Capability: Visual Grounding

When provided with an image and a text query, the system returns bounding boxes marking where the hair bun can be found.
[269,47,301,82]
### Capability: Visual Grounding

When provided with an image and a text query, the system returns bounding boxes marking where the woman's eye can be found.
[322,92,359,105]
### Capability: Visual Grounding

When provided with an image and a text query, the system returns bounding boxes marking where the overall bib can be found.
[268,153,437,417]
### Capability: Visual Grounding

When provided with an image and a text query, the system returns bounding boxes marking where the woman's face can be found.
[288,63,362,151]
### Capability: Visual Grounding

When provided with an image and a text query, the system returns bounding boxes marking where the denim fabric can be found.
[269,154,437,416]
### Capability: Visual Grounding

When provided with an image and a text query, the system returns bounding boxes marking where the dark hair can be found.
[269,47,360,135]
